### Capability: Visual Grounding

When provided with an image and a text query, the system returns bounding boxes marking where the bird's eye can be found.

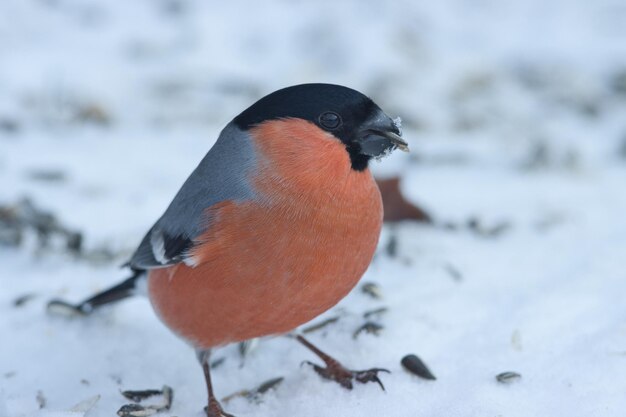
[318,112,342,130]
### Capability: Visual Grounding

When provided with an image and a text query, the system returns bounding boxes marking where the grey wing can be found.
[128,123,257,270]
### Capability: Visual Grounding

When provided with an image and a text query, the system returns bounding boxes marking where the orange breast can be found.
[147,119,382,349]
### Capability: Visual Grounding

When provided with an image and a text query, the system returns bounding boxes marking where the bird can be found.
[48,83,408,417]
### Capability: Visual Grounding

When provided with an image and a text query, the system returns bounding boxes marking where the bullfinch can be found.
[49,83,408,417]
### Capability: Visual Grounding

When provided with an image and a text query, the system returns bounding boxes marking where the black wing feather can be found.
[128,227,194,270]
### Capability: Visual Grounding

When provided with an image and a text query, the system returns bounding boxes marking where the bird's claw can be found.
[353,368,390,390]
[303,360,390,391]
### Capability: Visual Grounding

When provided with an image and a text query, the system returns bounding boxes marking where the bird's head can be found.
[234,83,408,171]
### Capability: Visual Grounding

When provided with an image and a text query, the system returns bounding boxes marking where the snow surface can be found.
[1,0,626,416]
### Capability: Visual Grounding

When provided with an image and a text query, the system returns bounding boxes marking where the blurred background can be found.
[1,1,626,416]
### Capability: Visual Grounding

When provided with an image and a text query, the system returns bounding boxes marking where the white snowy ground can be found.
[2,0,626,416]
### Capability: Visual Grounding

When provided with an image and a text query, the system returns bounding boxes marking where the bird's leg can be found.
[296,335,389,390]
[47,270,143,316]
[197,350,235,417]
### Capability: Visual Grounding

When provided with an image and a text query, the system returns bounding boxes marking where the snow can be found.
[1,0,626,416]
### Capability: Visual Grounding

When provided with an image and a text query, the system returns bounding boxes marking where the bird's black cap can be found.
[234,83,407,171]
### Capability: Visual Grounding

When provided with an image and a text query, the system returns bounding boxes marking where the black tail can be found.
[47,269,144,316]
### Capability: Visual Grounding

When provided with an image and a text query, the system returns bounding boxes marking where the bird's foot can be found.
[296,334,389,390]
[303,360,389,390]
[205,399,235,417]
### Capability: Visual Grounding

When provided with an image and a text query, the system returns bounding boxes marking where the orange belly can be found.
[147,119,383,349]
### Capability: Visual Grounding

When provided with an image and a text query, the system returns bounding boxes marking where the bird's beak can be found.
[365,130,409,153]
[357,112,409,158]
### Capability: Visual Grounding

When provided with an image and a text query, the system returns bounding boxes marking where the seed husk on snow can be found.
[13,293,37,307]
[496,371,521,384]
[256,377,285,394]
[120,388,164,403]
[401,354,436,380]
[353,321,384,339]
[117,403,154,417]
[361,282,383,299]
[363,307,388,319]
[46,299,89,317]
[467,217,511,238]
[210,356,226,369]
[302,316,340,334]
[238,338,260,358]
[222,377,284,404]
[117,385,173,417]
